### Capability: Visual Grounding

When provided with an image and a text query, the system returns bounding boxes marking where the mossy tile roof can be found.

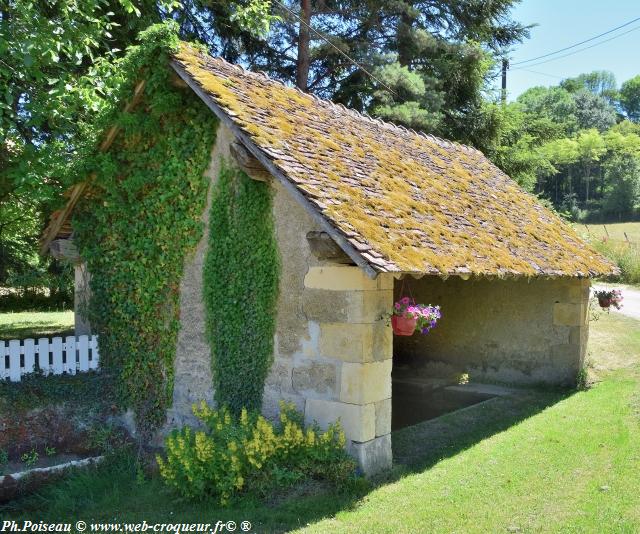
[173,44,615,277]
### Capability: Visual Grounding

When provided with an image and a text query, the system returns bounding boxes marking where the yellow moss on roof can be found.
[173,43,616,277]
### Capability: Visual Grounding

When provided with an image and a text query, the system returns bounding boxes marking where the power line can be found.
[272,0,397,95]
[512,14,640,66]
[515,68,563,79]
[511,24,640,70]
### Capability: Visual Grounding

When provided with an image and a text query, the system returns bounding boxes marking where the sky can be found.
[503,0,640,100]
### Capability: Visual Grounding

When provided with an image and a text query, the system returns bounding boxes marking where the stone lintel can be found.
[304,266,393,291]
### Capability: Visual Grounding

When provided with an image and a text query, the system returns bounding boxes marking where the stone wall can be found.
[266,180,395,475]
[74,263,91,336]
[394,276,590,386]
[165,123,233,430]
[166,127,395,474]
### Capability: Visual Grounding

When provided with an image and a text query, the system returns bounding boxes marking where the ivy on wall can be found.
[204,162,280,415]
[73,24,218,436]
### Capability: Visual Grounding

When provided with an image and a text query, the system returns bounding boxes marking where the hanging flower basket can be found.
[391,315,418,336]
[594,289,623,310]
[598,296,612,309]
[391,297,441,336]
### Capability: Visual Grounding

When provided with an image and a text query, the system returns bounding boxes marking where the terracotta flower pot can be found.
[598,296,611,309]
[392,315,417,336]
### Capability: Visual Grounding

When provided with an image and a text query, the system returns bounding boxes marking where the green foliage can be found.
[496,73,640,220]
[157,402,357,505]
[620,75,640,122]
[230,0,281,38]
[72,23,218,435]
[0,0,170,290]
[489,103,555,189]
[204,162,279,415]
[573,91,617,132]
[516,86,578,135]
[603,154,640,219]
[561,70,618,101]
[0,264,74,312]
[0,370,114,414]
[371,62,444,131]
[21,449,39,468]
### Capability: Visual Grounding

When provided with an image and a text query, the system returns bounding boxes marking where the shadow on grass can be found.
[0,324,74,341]
[0,389,571,533]
[390,388,570,473]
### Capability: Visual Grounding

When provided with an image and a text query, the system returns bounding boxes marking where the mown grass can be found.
[0,311,74,340]
[301,312,640,534]
[3,313,640,533]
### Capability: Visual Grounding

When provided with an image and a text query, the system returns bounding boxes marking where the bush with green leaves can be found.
[72,24,218,435]
[157,401,357,505]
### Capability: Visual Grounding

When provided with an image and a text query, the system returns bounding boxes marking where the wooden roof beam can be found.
[40,80,147,255]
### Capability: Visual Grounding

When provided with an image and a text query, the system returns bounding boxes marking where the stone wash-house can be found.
[42,43,616,475]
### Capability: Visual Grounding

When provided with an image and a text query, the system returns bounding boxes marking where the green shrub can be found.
[157,401,357,505]
[593,240,640,284]
[0,370,114,413]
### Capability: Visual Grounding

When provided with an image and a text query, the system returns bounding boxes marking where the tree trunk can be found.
[397,7,416,67]
[585,163,590,203]
[296,0,312,91]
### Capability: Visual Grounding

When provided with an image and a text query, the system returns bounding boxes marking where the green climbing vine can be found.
[72,23,218,435]
[204,162,280,415]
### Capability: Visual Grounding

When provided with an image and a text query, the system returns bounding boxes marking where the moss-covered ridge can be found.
[174,44,615,278]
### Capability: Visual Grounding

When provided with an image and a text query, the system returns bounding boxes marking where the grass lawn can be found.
[0,311,75,340]
[3,313,640,532]
[582,221,640,244]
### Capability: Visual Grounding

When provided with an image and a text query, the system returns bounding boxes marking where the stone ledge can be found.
[304,266,391,291]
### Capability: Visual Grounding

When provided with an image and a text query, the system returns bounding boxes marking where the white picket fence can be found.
[0,335,99,382]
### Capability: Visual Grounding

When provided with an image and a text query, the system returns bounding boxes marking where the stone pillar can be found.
[74,263,91,335]
[552,278,591,383]
[302,265,394,475]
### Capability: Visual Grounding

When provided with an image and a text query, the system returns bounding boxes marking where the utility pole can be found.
[296,0,312,91]
[501,58,509,105]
